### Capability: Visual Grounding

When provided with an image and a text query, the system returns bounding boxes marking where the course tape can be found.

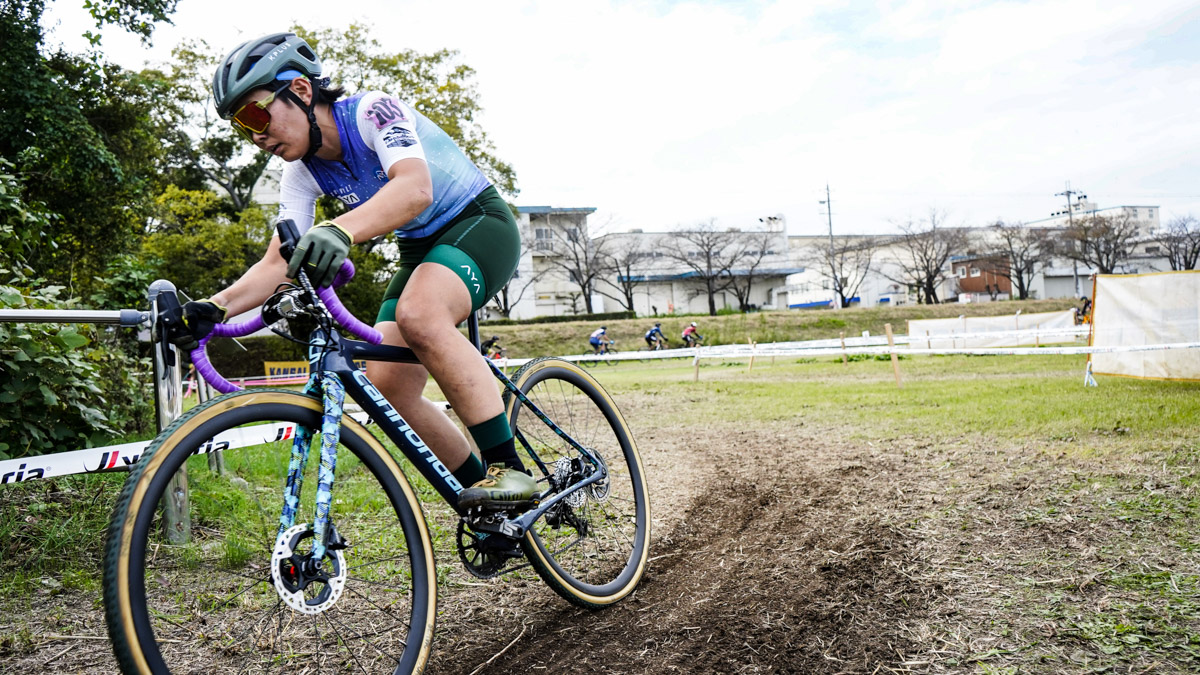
[0,412,370,485]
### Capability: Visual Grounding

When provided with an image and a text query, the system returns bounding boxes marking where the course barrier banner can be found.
[908,310,1076,349]
[264,360,367,378]
[1091,271,1200,381]
[0,412,371,485]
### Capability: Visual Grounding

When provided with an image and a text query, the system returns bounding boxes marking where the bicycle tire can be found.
[104,389,438,674]
[503,358,650,608]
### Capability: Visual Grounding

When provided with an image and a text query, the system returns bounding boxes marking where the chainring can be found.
[457,520,523,579]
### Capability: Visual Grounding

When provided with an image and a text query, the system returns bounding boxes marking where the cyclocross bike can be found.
[103,221,650,674]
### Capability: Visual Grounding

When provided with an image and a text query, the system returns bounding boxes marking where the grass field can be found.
[2,329,1197,671]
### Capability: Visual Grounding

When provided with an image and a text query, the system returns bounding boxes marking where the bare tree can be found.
[725,230,780,311]
[989,221,1050,300]
[1057,212,1141,274]
[595,236,646,312]
[487,256,548,318]
[884,210,966,304]
[538,219,609,314]
[1155,215,1200,271]
[804,235,878,308]
[657,221,745,316]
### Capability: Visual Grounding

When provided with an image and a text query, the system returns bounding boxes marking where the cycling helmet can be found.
[491,335,499,340]
[690,322,697,327]
[655,322,661,327]
[600,326,607,331]
[212,33,326,159]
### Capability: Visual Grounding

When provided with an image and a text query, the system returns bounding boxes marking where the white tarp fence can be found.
[1090,271,1200,381]
[907,310,1077,349]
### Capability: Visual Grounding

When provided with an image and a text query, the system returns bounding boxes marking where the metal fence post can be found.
[148,280,190,544]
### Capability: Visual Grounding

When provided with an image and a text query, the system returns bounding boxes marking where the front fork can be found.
[278,369,346,561]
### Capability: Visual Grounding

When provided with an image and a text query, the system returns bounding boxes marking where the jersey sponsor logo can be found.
[337,192,361,205]
[364,96,408,129]
[374,168,387,182]
[382,126,418,149]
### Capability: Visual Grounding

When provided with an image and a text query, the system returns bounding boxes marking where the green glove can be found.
[287,221,353,288]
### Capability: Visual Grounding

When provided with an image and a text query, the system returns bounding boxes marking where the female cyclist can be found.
[171,32,534,509]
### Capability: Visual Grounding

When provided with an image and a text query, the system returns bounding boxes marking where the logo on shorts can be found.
[460,264,481,295]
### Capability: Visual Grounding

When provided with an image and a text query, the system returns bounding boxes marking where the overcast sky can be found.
[43,0,1200,236]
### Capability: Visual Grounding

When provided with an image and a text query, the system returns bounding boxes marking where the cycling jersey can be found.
[682,326,698,339]
[589,328,606,346]
[644,327,664,340]
[278,91,491,239]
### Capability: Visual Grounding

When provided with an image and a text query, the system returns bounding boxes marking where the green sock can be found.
[467,412,525,472]
[452,452,486,487]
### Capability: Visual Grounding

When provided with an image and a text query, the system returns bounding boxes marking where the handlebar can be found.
[183,219,384,394]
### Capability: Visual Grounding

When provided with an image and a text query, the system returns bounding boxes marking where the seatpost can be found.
[468,310,482,352]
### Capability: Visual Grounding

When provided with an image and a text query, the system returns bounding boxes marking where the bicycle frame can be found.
[315,328,608,539]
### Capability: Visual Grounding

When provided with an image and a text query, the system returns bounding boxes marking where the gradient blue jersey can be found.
[278,91,491,239]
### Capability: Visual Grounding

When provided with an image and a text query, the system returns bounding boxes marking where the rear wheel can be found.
[104,389,437,674]
[504,358,650,608]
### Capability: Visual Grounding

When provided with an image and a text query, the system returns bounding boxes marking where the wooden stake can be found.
[840,332,847,365]
[693,354,701,382]
[885,323,902,388]
[747,339,756,372]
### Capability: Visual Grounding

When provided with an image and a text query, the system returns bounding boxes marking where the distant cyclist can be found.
[589,326,611,354]
[480,334,501,357]
[682,321,704,347]
[644,322,667,349]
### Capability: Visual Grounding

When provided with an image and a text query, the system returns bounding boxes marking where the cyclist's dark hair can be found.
[314,83,346,105]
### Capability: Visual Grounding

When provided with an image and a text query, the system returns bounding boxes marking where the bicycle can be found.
[638,337,670,362]
[581,339,617,368]
[103,221,650,674]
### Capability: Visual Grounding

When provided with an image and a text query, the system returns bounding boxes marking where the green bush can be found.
[0,163,153,458]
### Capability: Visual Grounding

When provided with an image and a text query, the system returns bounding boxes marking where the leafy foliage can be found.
[0,0,174,299]
[0,162,152,458]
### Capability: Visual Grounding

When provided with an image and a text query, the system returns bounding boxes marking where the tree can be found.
[1155,215,1200,271]
[657,221,745,316]
[0,0,176,299]
[804,235,877,309]
[595,234,647,312]
[725,230,779,311]
[1057,212,1141,274]
[141,186,272,299]
[537,217,609,314]
[158,40,273,213]
[884,210,966,304]
[988,221,1050,300]
[294,23,518,196]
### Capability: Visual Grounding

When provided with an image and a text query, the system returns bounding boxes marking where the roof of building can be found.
[516,206,597,215]
[620,267,805,282]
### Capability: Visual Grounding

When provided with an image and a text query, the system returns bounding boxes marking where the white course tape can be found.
[0,412,370,485]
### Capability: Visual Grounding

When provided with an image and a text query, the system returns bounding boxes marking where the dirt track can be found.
[428,396,936,674]
[7,373,1197,673]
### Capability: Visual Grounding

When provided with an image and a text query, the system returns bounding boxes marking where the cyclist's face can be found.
[231,80,313,161]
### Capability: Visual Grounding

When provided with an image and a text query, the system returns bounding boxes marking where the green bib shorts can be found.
[376,186,520,323]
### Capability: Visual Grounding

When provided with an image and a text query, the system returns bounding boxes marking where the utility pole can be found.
[819,183,839,310]
[1055,181,1084,297]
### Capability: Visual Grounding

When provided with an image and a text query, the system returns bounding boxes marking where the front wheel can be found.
[504,358,650,608]
[103,389,438,674]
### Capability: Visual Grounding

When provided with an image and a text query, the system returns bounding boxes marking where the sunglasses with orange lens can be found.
[230,81,290,140]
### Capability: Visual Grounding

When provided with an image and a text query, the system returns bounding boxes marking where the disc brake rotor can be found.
[270,523,347,615]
